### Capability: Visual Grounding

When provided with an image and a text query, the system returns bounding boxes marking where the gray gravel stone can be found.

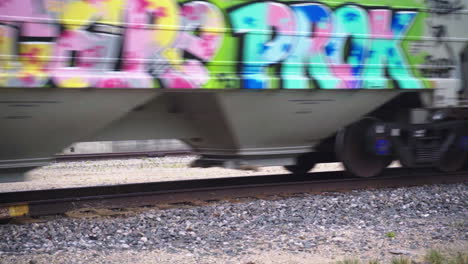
[0,183,467,263]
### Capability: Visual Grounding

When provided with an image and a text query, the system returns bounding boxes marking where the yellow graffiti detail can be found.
[100,0,125,26]
[0,27,10,86]
[60,1,99,30]
[15,43,52,85]
[19,43,52,72]
[0,27,14,71]
[60,0,124,28]
[162,48,183,70]
[139,0,182,69]
[60,77,89,88]
[0,72,7,86]
[9,205,29,217]
[153,0,180,48]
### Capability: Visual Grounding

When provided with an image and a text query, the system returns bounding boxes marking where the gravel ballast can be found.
[0,156,345,192]
[1,183,466,263]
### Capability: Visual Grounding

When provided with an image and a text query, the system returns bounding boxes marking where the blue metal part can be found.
[375,138,391,155]
[460,136,468,151]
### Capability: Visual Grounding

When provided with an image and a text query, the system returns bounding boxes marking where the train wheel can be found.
[336,118,392,177]
[437,141,467,172]
[284,153,316,174]
[284,164,315,174]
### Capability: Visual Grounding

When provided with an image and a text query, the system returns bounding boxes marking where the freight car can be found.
[1,0,468,178]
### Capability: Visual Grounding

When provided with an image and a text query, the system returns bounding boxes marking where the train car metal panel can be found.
[0,0,467,176]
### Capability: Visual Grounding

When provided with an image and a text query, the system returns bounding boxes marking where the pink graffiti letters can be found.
[0,0,224,88]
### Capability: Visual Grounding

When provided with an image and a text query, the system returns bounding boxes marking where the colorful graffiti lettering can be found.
[0,0,465,89]
[230,3,423,89]
[0,0,224,88]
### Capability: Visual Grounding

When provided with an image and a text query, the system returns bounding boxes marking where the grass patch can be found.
[426,249,445,264]
[450,252,468,264]
[386,232,396,238]
[391,257,411,264]
[336,259,360,264]
[334,250,468,264]
[425,249,468,264]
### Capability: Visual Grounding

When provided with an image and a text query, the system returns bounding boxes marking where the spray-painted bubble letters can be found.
[230,2,423,89]
[1,0,457,89]
[1,0,224,88]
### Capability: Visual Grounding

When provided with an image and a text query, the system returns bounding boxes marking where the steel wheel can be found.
[438,138,468,172]
[336,118,393,177]
[284,153,316,174]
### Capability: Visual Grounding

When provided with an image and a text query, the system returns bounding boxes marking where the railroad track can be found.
[0,168,466,220]
[55,150,193,161]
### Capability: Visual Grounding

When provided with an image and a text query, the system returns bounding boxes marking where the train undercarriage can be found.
[1,87,468,181]
[191,91,468,178]
[332,110,468,177]
[193,108,468,178]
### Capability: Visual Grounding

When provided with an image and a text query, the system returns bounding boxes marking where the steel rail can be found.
[0,168,466,220]
[54,150,193,161]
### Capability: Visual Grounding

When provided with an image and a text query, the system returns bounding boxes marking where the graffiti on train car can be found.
[0,0,463,89]
[0,0,225,88]
[230,3,422,89]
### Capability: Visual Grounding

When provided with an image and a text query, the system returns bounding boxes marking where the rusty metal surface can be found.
[0,168,467,219]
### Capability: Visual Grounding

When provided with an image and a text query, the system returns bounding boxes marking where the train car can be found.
[1,0,468,178]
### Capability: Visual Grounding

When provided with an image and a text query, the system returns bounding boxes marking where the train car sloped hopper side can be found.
[1,0,468,179]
